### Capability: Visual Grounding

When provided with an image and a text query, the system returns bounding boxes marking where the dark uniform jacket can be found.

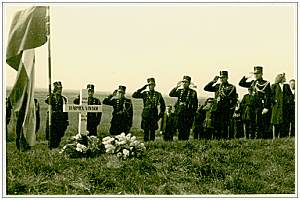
[270,83,293,125]
[45,94,69,140]
[239,77,272,111]
[132,90,166,130]
[74,96,102,128]
[204,82,237,113]
[103,95,133,134]
[169,87,198,128]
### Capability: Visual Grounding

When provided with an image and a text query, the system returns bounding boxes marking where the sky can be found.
[4,3,297,98]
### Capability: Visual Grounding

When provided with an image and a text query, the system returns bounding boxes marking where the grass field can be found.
[5,89,296,195]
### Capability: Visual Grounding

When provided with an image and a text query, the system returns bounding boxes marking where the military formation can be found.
[6,66,296,150]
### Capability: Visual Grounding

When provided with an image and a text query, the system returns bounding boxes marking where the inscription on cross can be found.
[63,89,102,135]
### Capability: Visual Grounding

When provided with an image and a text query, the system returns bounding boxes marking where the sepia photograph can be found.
[3,1,297,196]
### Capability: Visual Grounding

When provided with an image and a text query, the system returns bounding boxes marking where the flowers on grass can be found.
[59,131,105,158]
[102,133,146,159]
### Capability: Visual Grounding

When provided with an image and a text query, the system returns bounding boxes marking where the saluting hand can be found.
[212,76,219,83]
[176,81,182,88]
[141,84,148,90]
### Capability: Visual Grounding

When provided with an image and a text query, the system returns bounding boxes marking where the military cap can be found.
[87,84,94,90]
[219,71,228,78]
[183,75,191,83]
[290,79,295,82]
[254,66,263,74]
[118,85,126,93]
[53,81,62,88]
[147,78,155,84]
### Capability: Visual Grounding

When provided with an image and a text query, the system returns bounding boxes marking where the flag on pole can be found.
[7,6,48,148]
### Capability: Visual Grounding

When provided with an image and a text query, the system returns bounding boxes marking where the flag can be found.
[7,6,48,148]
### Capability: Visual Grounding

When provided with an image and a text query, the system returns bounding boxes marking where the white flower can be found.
[131,136,136,141]
[102,136,112,142]
[89,135,97,139]
[73,133,81,140]
[117,152,122,157]
[76,143,87,152]
[123,149,130,157]
[126,133,132,140]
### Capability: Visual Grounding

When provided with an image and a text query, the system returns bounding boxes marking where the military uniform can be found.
[103,86,133,135]
[133,78,166,141]
[204,71,237,139]
[239,66,272,139]
[169,76,198,140]
[45,81,69,149]
[73,84,102,136]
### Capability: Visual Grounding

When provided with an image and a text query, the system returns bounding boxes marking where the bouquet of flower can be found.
[102,133,146,159]
[60,131,105,158]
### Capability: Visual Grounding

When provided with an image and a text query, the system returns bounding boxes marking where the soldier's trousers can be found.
[143,129,155,141]
[87,126,98,136]
[243,121,255,139]
[255,110,271,139]
[178,127,190,140]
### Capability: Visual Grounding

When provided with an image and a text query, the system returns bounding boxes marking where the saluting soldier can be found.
[45,81,69,149]
[133,78,166,142]
[204,71,237,139]
[169,76,198,140]
[239,66,272,139]
[74,84,102,136]
[103,85,133,135]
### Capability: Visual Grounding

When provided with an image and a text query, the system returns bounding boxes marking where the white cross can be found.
[63,89,102,136]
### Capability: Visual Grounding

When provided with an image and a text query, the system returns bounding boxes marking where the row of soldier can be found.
[7,65,295,150]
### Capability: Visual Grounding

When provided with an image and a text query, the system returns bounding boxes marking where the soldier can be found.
[271,73,293,139]
[239,66,272,139]
[204,71,237,139]
[289,79,295,137]
[45,81,69,149]
[103,85,133,135]
[74,84,102,136]
[160,105,176,141]
[240,88,256,139]
[133,78,166,142]
[169,76,198,140]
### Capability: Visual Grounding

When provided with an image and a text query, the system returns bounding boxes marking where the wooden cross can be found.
[63,89,102,136]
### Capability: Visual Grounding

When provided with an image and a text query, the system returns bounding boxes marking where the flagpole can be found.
[47,6,52,148]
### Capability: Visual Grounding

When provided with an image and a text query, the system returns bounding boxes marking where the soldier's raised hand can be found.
[176,81,182,88]
[212,76,219,83]
[245,73,254,79]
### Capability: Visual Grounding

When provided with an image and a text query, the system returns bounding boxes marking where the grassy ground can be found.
[6,138,295,195]
[5,89,295,195]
